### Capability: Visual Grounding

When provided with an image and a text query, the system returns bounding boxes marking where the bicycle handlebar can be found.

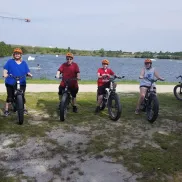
[142,77,162,83]
[110,75,125,80]
[55,76,81,81]
[3,74,32,80]
[176,75,182,79]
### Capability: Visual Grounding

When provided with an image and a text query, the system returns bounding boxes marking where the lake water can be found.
[0,54,182,82]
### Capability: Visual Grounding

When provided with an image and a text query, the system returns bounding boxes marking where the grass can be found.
[0,92,182,181]
[0,78,177,85]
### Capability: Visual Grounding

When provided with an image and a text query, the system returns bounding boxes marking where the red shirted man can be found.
[95,59,116,113]
[56,53,80,113]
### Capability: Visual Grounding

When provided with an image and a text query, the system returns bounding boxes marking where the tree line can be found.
[1,41,182,60]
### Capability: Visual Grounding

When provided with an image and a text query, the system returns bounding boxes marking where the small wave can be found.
[29,67,42,70]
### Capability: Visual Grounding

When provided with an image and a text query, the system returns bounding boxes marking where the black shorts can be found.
[58,85,78,98]
[98,82,110,96]
[140,85,156,93]
[5,83,26,103]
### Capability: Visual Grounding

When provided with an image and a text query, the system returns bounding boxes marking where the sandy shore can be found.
[0,84,175,93]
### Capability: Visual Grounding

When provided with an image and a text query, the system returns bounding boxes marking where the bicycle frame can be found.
[176,75,182,87]
[103,76,124,106]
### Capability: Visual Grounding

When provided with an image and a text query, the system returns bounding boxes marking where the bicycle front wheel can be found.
[146,94,159,123]
[60,93,69,121]
[174,85,182,101]
[16,95,24,125]
[108,93,122,121]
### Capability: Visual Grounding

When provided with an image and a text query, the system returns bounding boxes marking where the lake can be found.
[0,55,182,82]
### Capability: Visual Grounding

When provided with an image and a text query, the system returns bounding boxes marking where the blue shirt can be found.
[3,59,30,85]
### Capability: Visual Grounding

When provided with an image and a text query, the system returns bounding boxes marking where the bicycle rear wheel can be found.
[16,95,24,125]
[108,93,122,121]
[146,94,159,123]
[60,93,69,121]
[174,85,182,101]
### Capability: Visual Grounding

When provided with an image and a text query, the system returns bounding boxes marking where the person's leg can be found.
[95,86,105,113]
[70,88,78,112]
[4,84,14,116]
[135,86,148,114]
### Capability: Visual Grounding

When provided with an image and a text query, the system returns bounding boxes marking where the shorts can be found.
[5,83,26,103]
[58,85,78,98]
[140,85,156,93]
[98,82,110,96]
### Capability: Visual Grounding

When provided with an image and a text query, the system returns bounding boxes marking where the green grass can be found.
[0,92,182,181]
[0,78,177,85]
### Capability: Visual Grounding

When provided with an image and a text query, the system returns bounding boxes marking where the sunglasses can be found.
[102,63,108,65]
[145,63,150,65]
[66,57,73,60]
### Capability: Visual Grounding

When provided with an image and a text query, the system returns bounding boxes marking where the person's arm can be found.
[56,70,61,78]
[154,70,165,81]
[3,69,8,78]
[75,64,80,79]
[77,72,80,79]
[139,68,145,79]
[56,65,63,78]
[97,72,103,78]
[3,60,9,78]
[24,61,32,77]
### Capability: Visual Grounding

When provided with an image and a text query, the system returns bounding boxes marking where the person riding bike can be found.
[95,59,116,113]
[56,52,80,113]
[135,59,165,115]
[3,48,32,116]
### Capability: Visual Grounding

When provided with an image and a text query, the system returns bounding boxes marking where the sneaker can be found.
[135,109,140,115]
[24,109,28,115]
[95,106,100,113]
[4,110,10,117]
[73,106,78,113]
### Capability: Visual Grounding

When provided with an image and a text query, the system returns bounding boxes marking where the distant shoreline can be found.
[1,41,182,60]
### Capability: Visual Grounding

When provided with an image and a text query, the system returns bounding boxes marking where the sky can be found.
[0,0,182,52]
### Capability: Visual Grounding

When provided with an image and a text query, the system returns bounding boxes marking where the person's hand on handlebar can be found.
[159,78,165,81]
[3,73,8,78]
[139,76,144,79]
[55,74,60,79]
[102,74,110,78]
[27,73,33,77]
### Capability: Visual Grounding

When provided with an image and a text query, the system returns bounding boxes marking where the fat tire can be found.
[174,85,182,101]
[16,95,24,125]
[146,94,159,123]
[108,93,122,121]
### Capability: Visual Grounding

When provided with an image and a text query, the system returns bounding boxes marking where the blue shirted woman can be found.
[3,48,32,116]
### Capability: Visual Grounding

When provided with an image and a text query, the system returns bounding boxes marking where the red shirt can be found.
[58,62,80,88]
[97,68,115,86]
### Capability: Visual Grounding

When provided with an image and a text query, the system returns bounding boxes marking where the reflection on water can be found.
[0,55,181,82]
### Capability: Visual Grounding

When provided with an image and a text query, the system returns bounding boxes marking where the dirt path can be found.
[0,84,176,93]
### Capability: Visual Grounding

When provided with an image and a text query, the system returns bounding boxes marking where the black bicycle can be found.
[7,74,29,125]
[97,76,124,121]
[173,75,182,101]
[56,76,80,121]
[140,78,162,123]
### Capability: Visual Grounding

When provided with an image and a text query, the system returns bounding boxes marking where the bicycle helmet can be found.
[13,48,23,54]
[102,59,109,65]
[144,59,152,64]
[66,52,73,58]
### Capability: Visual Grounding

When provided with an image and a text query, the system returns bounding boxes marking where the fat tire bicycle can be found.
[173,75,182,101]
[140,78,162,123]
[97,76,124,121]
[6,74,30,125]
[56,76,80,121]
